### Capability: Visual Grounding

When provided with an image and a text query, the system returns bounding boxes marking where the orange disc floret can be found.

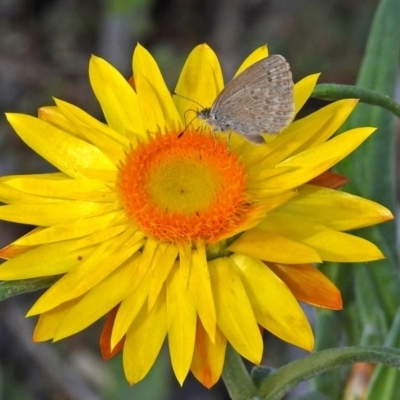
[116,128,251,243]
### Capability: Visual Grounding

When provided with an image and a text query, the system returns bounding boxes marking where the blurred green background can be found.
[0,0,398,399]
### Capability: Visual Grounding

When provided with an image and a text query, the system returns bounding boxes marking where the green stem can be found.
[222,344,259,400]
[0,277,59,301]
[259,346,400,400]
[312,84,400,119]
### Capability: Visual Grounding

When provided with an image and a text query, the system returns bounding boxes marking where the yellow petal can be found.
[293,73,320,116]
[167,264,197,385]
[71,223,133,251]
[208,257,263,364]
[0,231,40,259]
[3,175,115,202]
[278,184,394,231]
[174,44,223,125]
[289,99,359,150]
[133,44,181,129]
[188,242,216,342]
[177,241,191,292]
[231,254,314,351]
[28,230,143,315]
[131,237,159,290]
[33,298,81,341]
[266,127,375,190]
[0,201,117,226]
[111,260,151,348]
[39,106,75,133]
[89,55,145,139]
[260,212,385,262]
[0,240,91,279]
[6,114,115,179]
[263,99,359,168]
[234,45,269,77]
[0,176,64,205]
[147,242,179,311]
[267,263,342,310]
[191,320,226,388]
[37,108,119,184]
[55,99,129,165]
[14,211,123,246]
[228,228,322,264]
[123,290,167,385]
[244,191,295,214]
[53,256,138,340]
[134,70,167,133]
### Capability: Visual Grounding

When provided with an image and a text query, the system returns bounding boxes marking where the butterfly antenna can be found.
[178,111,199,138]
[171,91,205,138]
[171,91,205,109]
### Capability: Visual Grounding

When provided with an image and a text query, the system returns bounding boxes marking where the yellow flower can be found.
[0,44,393,388]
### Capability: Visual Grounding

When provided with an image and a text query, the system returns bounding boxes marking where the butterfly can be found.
[197,55,294,144]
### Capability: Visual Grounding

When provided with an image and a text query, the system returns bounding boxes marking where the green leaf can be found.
[294,392,332,400]
[336,0,400,261]
[366,307,400,399]
[312,11,400,396]
[343,302,362,345]
[258,346,400,400]
[354,264,388,345]
[106,0,150,13]
[312,309,345,400]
[333,0,400,327]
[339,0,400,211]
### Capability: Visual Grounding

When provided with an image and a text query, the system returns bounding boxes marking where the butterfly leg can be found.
[226,132,231,154]
[209,129,217,149]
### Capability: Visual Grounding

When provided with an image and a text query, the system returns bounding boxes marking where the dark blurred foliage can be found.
[0,0,382,399]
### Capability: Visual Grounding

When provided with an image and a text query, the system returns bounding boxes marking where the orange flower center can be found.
[117,129,250,243]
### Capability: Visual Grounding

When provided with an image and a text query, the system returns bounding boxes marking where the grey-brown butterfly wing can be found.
[209,55,294,144]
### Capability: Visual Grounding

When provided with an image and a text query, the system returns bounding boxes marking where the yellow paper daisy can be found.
[0,44,393,388]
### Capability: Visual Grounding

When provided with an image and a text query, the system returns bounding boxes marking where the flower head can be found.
[0,44,392,387]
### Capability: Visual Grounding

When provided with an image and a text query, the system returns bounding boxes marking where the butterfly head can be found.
[197,108,211,122]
